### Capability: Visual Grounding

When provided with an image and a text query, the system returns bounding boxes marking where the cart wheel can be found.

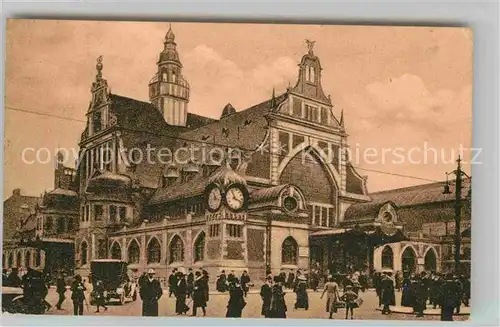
[120,293,126,305]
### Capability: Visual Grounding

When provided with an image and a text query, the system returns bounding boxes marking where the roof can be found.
[369,179,471,207]
[343,202,389,221]
[343,179,472,227]
[148,171,208,205]
[178,93,287,153]
[249,184,289,205]
[110,94,216,135]
[47,188,78,197]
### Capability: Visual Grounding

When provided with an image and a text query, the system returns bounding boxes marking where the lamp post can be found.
[443,155,470,274]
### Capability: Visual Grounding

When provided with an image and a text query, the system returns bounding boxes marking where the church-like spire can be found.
[270,87,276,108]
[340,109,344,128]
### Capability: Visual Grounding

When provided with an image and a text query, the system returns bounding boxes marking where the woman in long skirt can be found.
[225,278,246,318]
[269,276,287,318]
[294,275,309,310]
[191,271,207,316]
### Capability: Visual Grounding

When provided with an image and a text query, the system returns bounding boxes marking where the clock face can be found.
[208,187,222,211]
[283,196,298,212]
[225,186,245,211]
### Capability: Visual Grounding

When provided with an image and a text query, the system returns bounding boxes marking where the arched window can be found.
[128,240,140,264]
[381,246,394,269]
[309,66,315,83]
[281,237,298,265]
[25,251,31,268]
[110,242,122,260]
[147,238,161,264]
[169,235,184,264]
[424,248,437,272]
[194,232,205,262]
[8,253,14,268]
[16,252,22,268]
[80,242,88,265]
[402,246,417,274]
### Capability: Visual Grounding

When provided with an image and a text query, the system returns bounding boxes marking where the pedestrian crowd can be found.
[373,270,470,321]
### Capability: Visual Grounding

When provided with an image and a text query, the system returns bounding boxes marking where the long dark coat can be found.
[192,277,207,308]
[216,274,227,292]
[226,286,246,318]
[439,280,461,321]
[175,278,189,314]
[380,277,396,306]
[294,280,309,310]
[202,273,210,302]
[269,284,287,318]
[411,278,427,313]
[139,278,162,316]
[401,278,413,306]
[260,283,272,317]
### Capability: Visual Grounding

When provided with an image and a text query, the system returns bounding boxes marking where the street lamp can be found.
[442,155,470,274]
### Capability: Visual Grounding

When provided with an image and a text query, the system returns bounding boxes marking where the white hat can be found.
[177,267,186,275]
[147,268,155,274]
[298,274,307,281]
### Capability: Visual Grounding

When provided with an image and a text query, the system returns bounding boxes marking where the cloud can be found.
[183,45,297,117]
[360,74,471,132]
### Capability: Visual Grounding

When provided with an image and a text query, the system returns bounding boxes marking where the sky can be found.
[4,20,473,199]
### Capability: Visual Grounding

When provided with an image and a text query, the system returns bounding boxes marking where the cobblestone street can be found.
[39,287,469,321]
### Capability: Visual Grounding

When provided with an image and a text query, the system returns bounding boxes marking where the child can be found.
[341,285,359,320]
[94,280,108,313]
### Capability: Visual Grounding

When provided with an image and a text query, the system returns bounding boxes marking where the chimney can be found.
[13,188,21,196]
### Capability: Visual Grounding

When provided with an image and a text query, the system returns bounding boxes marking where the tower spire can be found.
[340,109,345,128]
[271,87,276,108]
[149,24,190,126]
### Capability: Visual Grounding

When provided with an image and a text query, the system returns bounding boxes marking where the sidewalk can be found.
[376,305,471,316]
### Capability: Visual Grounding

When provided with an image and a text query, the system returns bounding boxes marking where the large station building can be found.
[3,26,471,284]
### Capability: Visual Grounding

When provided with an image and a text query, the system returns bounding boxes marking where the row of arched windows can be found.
[79,234,300,266]
[80,233,206,266]
[381,245,438,272]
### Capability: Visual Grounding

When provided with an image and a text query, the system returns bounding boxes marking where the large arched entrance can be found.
[401,246,417,275]
[424,248,437,272]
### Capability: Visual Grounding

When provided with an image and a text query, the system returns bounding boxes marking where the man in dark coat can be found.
[227,270,236,284]
[240,270,251,297]
[202,269,210,303]
[55,273,66,310]
[168,268,178,298]
[380,272,395,315]
[260,275,273,317]
[216,270,227,292]
[175,269,189,315]
[439,273,461,321]
[226,278,246,318]
[191,271,207,316]
[70,274,86,315]
[140,269,163,316]
[411,274,427,317]
[460,274,470,307]
[186,268,194,299]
